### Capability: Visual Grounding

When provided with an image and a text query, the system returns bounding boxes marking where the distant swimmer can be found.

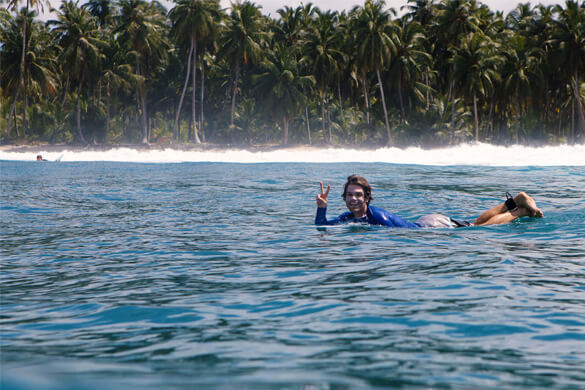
[36,155,46,161]
[315,175,543,228]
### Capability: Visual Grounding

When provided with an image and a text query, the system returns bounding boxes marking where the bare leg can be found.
[473,192,543,226]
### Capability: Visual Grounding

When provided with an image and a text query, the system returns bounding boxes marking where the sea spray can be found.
[1,143,584,166]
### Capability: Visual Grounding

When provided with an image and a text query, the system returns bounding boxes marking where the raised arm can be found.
[316,181,330,208]
[315,182,338,225]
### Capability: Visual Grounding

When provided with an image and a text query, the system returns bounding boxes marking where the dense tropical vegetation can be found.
[1,0,584,147]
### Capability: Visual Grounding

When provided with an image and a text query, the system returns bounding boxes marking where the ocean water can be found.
[1,145,585,389]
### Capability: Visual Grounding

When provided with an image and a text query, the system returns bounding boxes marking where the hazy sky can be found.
[219,0,566,16]
[34,0,567,20]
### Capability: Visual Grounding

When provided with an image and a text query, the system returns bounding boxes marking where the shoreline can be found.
[0,140,579,154]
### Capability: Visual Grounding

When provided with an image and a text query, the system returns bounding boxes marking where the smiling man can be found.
[315,175,543,228]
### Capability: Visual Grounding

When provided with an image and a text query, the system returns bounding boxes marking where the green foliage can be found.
[1,0,585,146]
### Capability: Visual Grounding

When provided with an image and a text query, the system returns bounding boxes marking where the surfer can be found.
[36,155,46,161]
[315,175,543,228]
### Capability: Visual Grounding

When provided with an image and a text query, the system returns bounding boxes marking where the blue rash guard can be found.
[315,205,421,228]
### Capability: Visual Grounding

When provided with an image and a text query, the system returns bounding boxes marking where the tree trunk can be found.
[321,88,326,142]
[136,64,148,144]
[6,85,21,141]
[487,100,493,140]
[337,78,343,119]
[425,73,430,109]
[473,93,479,142]
[148,115,152,142]
[327,98,332,143]
[572,71,585,137]
[200,55,205,142]
[376,69,392,146]
[136,66,148,144]
[557,112,562,141]
[14,108,19,137]
[173,40,194,141]
[515,100,520,144]
[571,98,575,143]
[361,69,370,125]
[398,76,406,123]
[77,68,88,144]
[61,76,69,108]
[23,79,27,138]
[451,80,456,144]
[141,90,148,144]
[106,83,111,143]
[192,38,200,144]
[305,100,311,145]
[283,115,289,145]
[230,64,240,126]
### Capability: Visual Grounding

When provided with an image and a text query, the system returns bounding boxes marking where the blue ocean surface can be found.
[1,158,585,389]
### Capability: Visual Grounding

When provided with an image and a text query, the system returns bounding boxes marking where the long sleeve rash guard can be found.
[315,205,421,228]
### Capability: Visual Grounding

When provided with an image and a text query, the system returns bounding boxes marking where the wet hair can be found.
[342,175,373,205]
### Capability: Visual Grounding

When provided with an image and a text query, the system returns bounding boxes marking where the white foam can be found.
[1,143,584,166]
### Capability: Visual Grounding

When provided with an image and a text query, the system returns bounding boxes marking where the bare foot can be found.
[515,192,544,218]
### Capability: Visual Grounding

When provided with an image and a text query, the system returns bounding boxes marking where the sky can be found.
[31,0,568,21]
[219,0,566,17]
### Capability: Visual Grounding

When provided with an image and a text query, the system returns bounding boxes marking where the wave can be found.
[1,143,584,166]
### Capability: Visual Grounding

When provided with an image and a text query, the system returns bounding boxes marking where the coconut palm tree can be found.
[451,32,503,141]
[274,6,303,49]
[351,0,397,145]
[218,1,267,127]
[115,0,169,143]
[84,0,113,28]
[550,1,585,138]
[4,0,49,140]
[100,35,135,141]
[302,9,345,143]
[389,17,431,122]
[434,0,480,142]
[296,3,317,144]
[253,43,315,144]
[169,0,220,143]
[50,0,105,144]
[501,33,541,143]
[1,9,56,140]
[402,0,435,27]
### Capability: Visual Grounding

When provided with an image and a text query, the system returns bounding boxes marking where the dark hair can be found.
[342,175,373,205]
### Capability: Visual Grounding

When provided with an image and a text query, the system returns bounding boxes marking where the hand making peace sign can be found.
[316,182,330,208]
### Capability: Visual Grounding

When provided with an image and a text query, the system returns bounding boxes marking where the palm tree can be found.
[84,0,113,28]
[434,0,480,142]
[352,0,397,145]
[4,0,49,140]
[550,1,585,139]
[219,1,267,128]
[50,0,105,144]
[402,0,435,27]
[389,17,431,122]
[115,0,169,144]
[253,43,315,144]
[502,34,541,143]
[100,36,135,142]
[302,9,345,143]
[296,3,317,144]
[451,32,503,141]
[274,6,303,49]
[1,9,56,140]
[169,0,220,143]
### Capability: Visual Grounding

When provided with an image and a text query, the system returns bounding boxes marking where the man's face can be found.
[344,184,368,216]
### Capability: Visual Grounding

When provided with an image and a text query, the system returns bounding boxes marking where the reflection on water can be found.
[1,161,585,389]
